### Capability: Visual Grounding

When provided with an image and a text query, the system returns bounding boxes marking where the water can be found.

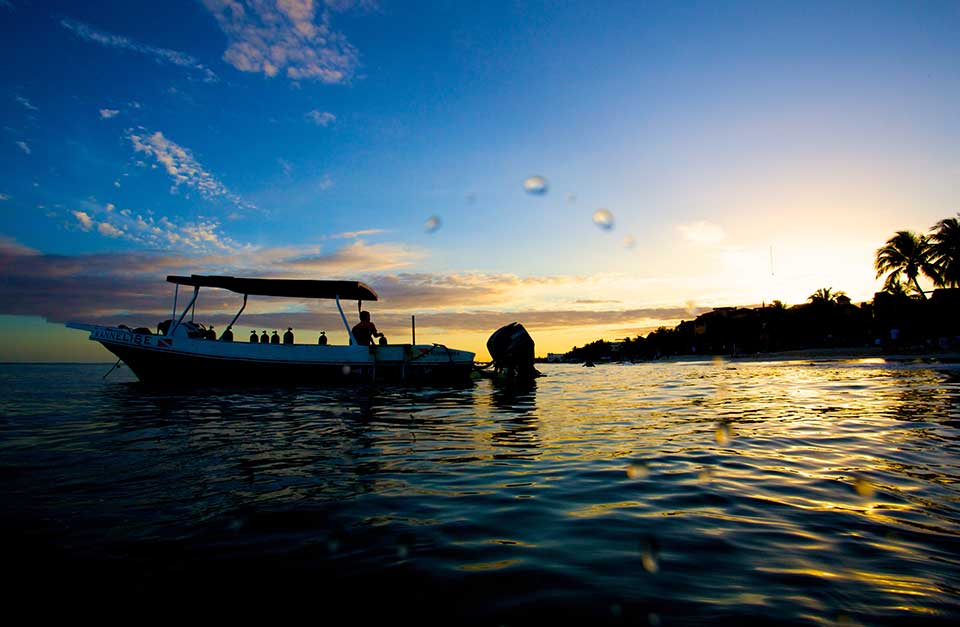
[523,175,549,195]
[1,360,959,623]
[593,208,615,230]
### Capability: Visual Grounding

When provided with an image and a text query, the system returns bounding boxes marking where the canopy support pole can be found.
[171,286,200,336]
[226,294,248,333]
[170,284,179,331]
[336,295,357,345]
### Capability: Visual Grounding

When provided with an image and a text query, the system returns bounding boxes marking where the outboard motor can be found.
[486,322,540,379]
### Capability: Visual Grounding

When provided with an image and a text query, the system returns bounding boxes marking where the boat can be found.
[66,274,475,384]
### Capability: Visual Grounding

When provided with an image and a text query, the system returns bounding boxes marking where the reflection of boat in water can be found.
[66,274,475,384]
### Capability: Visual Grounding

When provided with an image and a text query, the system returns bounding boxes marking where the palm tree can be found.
[808,287,846,305]
[881,278,910,298]
[874,231,939,299]
[929,214,960,288]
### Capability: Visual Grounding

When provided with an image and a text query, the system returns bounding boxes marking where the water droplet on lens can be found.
[327,538,340,553]
[567,193,577,204]
[523,175,548,195]
[648,613,661,626]
[853,475,875,498]
[623,234,636,249]
[685,300,698,317]
[424,215,441,233]
[592,208,615,230]
[466,192,476,204]
[610,604,622,617]
[626,461,649,479]
[640,538,659,574]
[397,544,409,558]
[715,422,731,446]
[341,365,351,376]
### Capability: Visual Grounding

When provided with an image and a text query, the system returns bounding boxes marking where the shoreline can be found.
[546,346,960,365]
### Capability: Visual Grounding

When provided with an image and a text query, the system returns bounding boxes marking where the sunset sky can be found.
[1,0,958,361]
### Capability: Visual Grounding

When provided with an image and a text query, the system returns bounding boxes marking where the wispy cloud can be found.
[16,140,30,155]
[678,220,726,245]
[202,0,359,82]
[97,222,124,238]
[306,110,336,126]
[99,108,120,119]
[60,18,218,83]
[72,210,94,231]
[68,201,245,252]
[332,229,385,239]
[128,129,256,212]
[15,95,37,111]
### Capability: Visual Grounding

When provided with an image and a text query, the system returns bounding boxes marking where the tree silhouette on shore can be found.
[808,287,847,305]
[874,231,939,299]
[929,214,960,288]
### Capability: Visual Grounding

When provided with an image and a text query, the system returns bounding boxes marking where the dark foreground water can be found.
[1,360,959,623]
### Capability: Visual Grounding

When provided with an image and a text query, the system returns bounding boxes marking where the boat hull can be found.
[101,341,474,384]
[69,325,475,385]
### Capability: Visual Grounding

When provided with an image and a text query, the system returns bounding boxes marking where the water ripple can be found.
[1,361,959,622]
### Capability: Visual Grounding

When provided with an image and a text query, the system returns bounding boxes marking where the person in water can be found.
[283,327,294,345]
[250,330,258,343]
[260,330,269,344]
[351,311,382,346]
[271,330,280,344]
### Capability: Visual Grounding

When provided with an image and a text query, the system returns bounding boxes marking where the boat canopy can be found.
[167,275,378,301]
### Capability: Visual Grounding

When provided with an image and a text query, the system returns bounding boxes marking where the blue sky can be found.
[1,0,959,360]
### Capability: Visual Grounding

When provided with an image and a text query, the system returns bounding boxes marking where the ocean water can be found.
[1,360,958,623]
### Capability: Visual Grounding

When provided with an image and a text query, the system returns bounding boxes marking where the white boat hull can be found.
[67,324,475,384]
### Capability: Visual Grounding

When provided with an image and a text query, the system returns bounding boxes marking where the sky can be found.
[1,0,958,361]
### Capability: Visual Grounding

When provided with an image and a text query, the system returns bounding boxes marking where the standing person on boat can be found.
[271,330,280,344]
[283,327,294,344]
[221,326,234,342]
[250,330,258,343]
[351,311,382,346]
[318,331,327,345]
[260,330,269,344]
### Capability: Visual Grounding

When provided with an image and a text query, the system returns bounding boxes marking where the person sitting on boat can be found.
[318,331,327,345]
[250,330,258,343]
[352,311,382,346]
[378,335,388,346]
[205,326,217,340]
[271,330,280,344]
[221,326,233,342]
[260,330,269,344]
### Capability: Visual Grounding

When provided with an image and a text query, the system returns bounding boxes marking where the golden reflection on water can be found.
[457,558,521,571]
[493,360,960,619]
[5,362,957,623]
